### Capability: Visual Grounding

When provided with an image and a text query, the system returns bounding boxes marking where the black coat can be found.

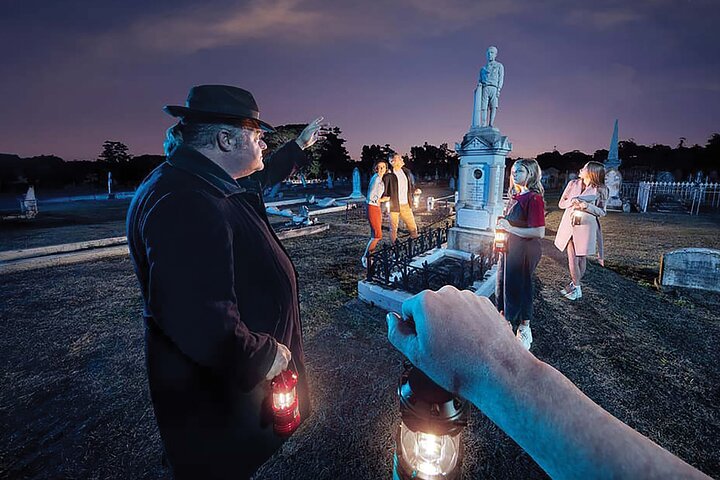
[382,167,415,212]
[127,142,310,479]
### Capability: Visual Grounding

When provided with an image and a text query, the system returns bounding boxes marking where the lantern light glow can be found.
[494,228,508,253]
[572,210,583,226]
[270,370,301,437]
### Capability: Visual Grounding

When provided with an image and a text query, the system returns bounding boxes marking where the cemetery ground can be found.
[1,191,719,479]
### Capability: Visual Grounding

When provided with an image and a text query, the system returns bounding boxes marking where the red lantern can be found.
[271,370,301,437]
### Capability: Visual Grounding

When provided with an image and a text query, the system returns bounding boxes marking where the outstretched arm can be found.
[255,117,329,188]
[387,286,710,480]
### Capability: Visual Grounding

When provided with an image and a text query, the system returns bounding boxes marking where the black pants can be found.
[496,235,542,325]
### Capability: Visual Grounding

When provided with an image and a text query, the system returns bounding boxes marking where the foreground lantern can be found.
[271,370,301,437]
[494,228,508,253]
[572,210,583,226]
[394,365,468,480]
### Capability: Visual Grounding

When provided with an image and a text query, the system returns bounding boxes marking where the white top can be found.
[366,173,385,206]
[394,169,409,205]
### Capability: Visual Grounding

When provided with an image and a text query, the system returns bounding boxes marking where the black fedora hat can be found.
[163,85,275,132]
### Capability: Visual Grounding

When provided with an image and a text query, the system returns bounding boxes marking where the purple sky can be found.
[1,0,719,161]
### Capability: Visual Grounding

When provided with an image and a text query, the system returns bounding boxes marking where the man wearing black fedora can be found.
[127,85,327,479]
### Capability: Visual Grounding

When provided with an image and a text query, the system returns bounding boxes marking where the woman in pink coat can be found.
[554,161,609,300]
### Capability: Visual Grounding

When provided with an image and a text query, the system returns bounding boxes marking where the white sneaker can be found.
[563,284,582,301]
[560,282,574,295]
[516,324,532,350]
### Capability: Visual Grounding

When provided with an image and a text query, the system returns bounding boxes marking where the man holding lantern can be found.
[127,85,327,479]
[387,286,710,479]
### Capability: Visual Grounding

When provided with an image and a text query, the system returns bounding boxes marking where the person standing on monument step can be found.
[496,158,546,350]
[555,161,609,301]
[127,84,328,479]
[383,153,419,244]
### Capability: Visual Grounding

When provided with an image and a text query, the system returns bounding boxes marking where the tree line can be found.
[1,130,718,194]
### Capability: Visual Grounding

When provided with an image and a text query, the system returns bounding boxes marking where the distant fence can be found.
[622,182,640,204]
[637,182,720,214]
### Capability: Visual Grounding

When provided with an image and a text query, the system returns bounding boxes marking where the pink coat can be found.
[554,179,606,257]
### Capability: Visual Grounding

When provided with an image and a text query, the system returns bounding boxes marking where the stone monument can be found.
[448,45,511,253]
[107,171,115,199]
[358,49,504,311]
[605,119,624,210]
[350,167,363,198]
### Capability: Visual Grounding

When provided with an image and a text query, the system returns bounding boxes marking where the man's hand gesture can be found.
[296,117,331,150]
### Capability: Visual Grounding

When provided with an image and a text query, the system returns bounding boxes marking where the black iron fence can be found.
[366,224,496,294]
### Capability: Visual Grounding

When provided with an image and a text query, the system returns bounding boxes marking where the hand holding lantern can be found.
[394,364,467,480]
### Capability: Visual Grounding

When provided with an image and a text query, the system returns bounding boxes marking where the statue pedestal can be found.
[449,127,511,253]
[605,167,623,211]
[447,226,494,254]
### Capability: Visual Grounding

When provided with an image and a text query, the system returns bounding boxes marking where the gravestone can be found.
[269,183,282,199]
[658,248,720,292]
[107,172,115,199]
[604,119,624,210]
[350,167,363,198]
[657,171,674,183]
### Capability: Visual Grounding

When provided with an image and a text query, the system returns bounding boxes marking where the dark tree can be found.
[408,142,458,177]
[99,141,132,164]
[359,144,395,173]
[263,124,352,179]
[315,127,353,177]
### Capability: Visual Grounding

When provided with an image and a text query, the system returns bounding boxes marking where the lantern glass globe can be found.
[273,390,296,410]
[398,422,461,477]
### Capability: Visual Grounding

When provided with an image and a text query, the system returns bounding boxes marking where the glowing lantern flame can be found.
[270,370,301,437]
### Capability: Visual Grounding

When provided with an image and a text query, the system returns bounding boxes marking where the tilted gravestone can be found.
[658,248,720,292]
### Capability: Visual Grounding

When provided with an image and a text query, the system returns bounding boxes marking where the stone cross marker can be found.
[658,248,720,293]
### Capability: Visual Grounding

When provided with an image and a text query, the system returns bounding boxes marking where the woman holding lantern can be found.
[496,158,546,351]
[554,161,608,301]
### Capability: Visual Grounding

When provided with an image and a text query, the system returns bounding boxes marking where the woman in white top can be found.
[361,160,389,267]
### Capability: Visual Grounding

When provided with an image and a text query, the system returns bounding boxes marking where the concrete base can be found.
[447,226,494,255]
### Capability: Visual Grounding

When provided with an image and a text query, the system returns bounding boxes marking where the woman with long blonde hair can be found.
[554,161,609,300]
[496,158,546,350]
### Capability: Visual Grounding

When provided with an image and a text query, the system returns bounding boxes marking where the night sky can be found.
[1,0,719,161]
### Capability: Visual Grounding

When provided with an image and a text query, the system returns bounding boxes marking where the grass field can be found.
[1,191,719,479]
